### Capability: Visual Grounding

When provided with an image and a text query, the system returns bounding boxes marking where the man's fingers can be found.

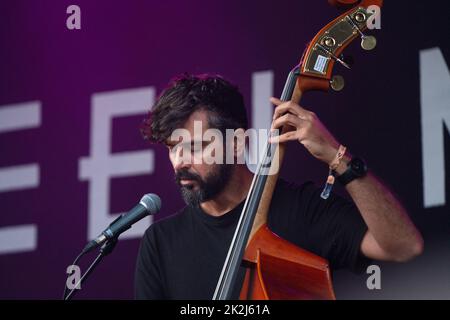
[271,113,303,130]
[269,97,283,106]
[273,102,311,121]
[269,131,297,144]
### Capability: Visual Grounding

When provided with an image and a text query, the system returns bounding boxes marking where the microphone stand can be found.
[64,237,118,300]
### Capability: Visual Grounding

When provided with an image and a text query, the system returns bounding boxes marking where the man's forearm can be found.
[335,156,424,261]
[268,99,423,261]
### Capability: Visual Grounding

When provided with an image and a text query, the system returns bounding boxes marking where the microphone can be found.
[82,193,161,254]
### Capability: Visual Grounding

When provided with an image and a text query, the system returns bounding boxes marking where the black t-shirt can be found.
[134,179,370,299]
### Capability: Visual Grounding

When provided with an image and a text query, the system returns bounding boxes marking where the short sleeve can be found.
[268,180,371,274]
[301,183,371,273]
[134,226,165,299]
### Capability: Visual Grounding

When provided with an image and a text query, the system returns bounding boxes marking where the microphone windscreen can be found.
[141,193,161,214]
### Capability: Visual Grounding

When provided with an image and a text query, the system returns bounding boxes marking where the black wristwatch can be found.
[336,157,368,186]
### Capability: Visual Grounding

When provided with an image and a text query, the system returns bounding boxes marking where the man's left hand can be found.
[269,97,341,166]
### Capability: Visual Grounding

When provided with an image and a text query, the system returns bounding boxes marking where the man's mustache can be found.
[175,169,202,185]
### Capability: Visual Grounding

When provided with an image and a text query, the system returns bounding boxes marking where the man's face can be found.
[166,110,233,206]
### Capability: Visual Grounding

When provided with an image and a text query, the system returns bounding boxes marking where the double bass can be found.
[213,0,383,300]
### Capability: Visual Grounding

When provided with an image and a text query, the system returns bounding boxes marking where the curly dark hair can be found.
[141,73,248,143]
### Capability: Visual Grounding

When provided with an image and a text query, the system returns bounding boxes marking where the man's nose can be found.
[173,146,191,171]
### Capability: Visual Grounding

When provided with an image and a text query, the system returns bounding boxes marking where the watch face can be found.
[351,158,367,177]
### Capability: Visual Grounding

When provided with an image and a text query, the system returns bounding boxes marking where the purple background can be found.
[1,0,450,299]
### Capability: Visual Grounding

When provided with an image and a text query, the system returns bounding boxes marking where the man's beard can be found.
[175,164,234,206]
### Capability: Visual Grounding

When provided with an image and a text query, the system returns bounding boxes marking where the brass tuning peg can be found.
[330,75,345,91]
[345,15,377,51]
[361,35,377,51]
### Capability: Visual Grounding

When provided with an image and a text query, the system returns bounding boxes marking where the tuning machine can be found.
[345,15,377,51]
[330,75,345,92]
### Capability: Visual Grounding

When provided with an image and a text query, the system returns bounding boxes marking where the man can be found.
[135,74,423,299]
